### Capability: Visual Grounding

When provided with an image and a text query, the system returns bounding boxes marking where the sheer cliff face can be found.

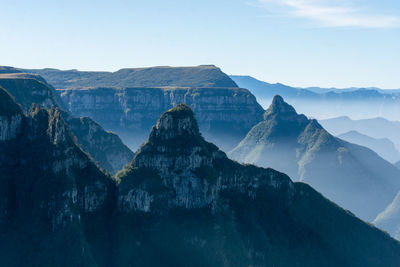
[59,87,265,151]
[229,95,400,221]
[1,97,400,267]
[0,72,133,174]
[0,73,66,110]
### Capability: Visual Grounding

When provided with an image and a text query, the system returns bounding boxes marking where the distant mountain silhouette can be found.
[320,116,400,151]
[338,130,400,163]
[229,95,400,221]
[231,75,400,121]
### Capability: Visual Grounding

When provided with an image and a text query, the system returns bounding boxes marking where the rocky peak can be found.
[149,103,200,142]
[132,104,223,171]
[264,95,308,124]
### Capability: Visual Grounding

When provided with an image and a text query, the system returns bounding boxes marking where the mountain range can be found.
[1,88,400,266]
[337,131,400,163]
[231,75,400,121]
[229,95,400,221]
[320,116,400,151]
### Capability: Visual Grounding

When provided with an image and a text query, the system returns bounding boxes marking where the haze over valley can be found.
[2,0,400,265]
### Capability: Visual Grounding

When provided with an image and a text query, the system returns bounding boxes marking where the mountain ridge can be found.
[24,65,238,89]
[231,75,400,121]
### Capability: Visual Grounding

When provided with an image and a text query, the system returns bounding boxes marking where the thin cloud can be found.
[258,0,400,28]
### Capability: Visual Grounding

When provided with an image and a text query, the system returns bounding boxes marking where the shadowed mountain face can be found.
[24,65,238,89]
[0,71,133,174]
[338,131,400,163]
[229,95,400,221]
[1,96,400,266]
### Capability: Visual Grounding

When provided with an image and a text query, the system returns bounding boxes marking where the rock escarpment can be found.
[0,72,133,174]
[229,95,400,221]
[59,86,264,151]
[23,65,264,151]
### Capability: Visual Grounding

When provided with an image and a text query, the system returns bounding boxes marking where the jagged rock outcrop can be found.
[374,192,400,240]
[0,73,133,174]
[59,86,264,151]
[0,88,115,266]
[116,104,273,213]
[229,95,400,221]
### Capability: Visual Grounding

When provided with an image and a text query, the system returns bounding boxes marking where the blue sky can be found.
[0,0,399,88]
